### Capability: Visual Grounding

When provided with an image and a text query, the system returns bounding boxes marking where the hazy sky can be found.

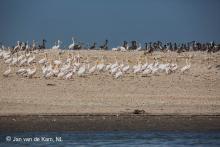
[0,0,220,47]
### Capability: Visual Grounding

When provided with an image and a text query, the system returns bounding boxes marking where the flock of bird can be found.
[0,45,192,80]
[1,37,219,54]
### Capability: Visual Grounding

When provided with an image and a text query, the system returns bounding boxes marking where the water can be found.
[0,131,220,146]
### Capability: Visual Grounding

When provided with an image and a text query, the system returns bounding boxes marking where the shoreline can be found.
[1,114,220,132]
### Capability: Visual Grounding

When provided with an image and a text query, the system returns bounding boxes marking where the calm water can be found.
[0,131,220,146]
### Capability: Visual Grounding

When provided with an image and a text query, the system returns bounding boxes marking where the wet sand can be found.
[1,114,220,132]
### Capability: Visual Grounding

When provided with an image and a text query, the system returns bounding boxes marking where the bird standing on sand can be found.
[17,54,24,62]
[13,41,21,53]
[54,54,62,66]
[39,53,48,64]
[27,54,35,65]
[97,56,105,72]
[136,42,142,51]
[88,62,97,74]
[68,37,75,50]
[77,63,86,77]
[3,65,11,77]
[52,40,62,49]
[122,60,130,73]
[16,68,27,76]
[64,70,74,80]
[4,57,12,64]
[27,64,37,78]
[133,59,142,74]
[181,59,191,73]
[19,56,27,66]
[115,69,123,79]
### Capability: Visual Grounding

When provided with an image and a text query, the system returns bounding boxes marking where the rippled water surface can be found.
[1,131,220,146]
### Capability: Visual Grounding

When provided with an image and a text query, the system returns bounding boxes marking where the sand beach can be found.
[0,50,220,115]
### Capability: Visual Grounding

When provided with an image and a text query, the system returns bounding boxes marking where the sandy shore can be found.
[0,50,220,115]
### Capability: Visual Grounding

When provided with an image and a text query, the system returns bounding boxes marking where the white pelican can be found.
[181,59,191,73]
[158,63,168,73]
[136,42,142,51]
[72,65,78,74]
[19,57,27,66]
[0,50,3,58]
[44,71,53,79]
[77,63,86,77]
[65,53,73,63]
[171,64,178,72]
[111,56,119,69]
[153,59,159,67]
[26,52,31,57]
[52,65,60,76]
[111,66,119,75]
[165,66,171,74]
[133,59,142,74]
[17,54,25,62]
[39,53,48,64]
[122,62,130,73]
[122,58,130,73]
[41,64,48,75]
[44,70,54,79]
[111,62,118,70]
[32,40,36,50]
[26,41,29,49]
[142,68,152,75]
[112,47,120,51]
[16,68,27,76]
[105,63,112,71]
[115,70,123,79]
[4,57,12,64]
[120,46,127,52]
[151,66,159,76]
[119,60,125,69]
[170,59,178,72]
[88,62,97,74]
[27,64,37,78]
[60,60,71,73]
[68,37,75,50]
[3,65,11,77]
[11,53,18,65]
[52,40,62,49]
[3,51,11,60]
[64,71,73,80]
[97,56,105,72]
[27,54,35,64]
[112,46,127,52]
[57,71,66,79]
[141,57,149,71]
[42,61,53,75]
[133,65,142,74]
[13,41,21,52]
[53,54,62,66]
[74,53,81,67]
[97,62,105,72]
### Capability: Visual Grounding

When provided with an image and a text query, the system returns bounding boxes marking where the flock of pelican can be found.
[0,48,192,80]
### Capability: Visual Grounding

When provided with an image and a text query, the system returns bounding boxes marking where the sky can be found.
[0,0,220,48]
